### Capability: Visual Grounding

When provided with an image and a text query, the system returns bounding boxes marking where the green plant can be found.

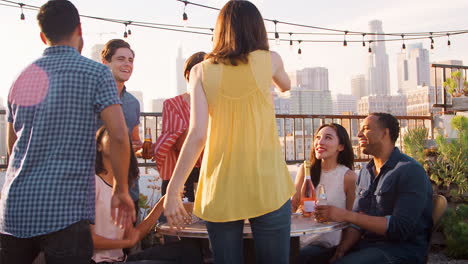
[403,127,428,164]
[443,71,468,97]
[429,116,468,198]
[441,204,468,259]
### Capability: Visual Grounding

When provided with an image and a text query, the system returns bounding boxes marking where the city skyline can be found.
[0,0,467,111]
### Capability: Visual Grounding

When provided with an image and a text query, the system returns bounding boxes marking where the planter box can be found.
[451,97,468,111]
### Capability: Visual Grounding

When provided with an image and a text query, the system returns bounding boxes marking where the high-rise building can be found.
[358,94,407,116]
[175,46,186,96]
[397,43,430,94]
[289,88,333,115]
[367,20,390,96]
[90,44,105,62]
[296,67,329,91]
[351,74,367,99]
[406,85,443,116]
[333,94,357,114]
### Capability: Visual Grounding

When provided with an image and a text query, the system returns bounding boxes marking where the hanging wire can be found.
[19,2,24,20]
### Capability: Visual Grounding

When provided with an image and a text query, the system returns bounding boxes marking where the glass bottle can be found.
[301,160,316,217]
[141,128,153,159]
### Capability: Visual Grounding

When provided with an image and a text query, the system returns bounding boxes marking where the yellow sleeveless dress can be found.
[193,50,295,222]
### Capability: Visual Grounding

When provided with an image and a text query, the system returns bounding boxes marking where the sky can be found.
[0,0,467,111]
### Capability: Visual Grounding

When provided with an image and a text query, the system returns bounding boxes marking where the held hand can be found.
[291,192,301,213]
[132,140,143,152]
[315,205,348,223]
[111,190,136,229]
[163,193,188,231]
[124,226,141,248]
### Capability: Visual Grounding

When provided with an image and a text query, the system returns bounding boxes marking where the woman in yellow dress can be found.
[164,1,294,263]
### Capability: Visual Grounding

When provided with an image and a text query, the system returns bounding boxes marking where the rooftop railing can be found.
[0,110,433,169]
[431,63,468,111]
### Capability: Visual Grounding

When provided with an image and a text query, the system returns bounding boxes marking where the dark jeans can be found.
[94,238,203,264]
[299,245,336,264]
[332,240,414,264]
[0,220,92,264]
[206,200,291,264]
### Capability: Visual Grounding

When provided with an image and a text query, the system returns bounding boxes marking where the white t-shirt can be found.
[91,175,125,263]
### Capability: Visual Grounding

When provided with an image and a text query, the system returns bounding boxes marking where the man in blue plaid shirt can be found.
[0,1,135,263]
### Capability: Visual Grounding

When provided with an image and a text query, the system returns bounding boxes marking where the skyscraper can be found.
[367,20,390,96]
[175,46,186,96]
[334,94,357,114]
[351,74,367,99]
[397,43,430,94]
[296,67,329,91]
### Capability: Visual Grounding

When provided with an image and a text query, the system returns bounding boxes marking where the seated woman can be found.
[291,123,357,264]
[153,51,206,202]
[91,126,202,264]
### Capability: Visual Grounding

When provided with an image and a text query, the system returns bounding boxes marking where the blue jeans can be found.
[299,245,336,264]
[206,200,291,264]
[332,240,410,264]
[0,220,92,264]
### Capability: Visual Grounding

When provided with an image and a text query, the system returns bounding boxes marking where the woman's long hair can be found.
[95,126,139,187]
[309,123,354,187]
[205,0,269,66]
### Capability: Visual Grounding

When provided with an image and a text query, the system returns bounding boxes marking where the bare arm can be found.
[291,164,305,212]
[91,229,135,250]
[7,122,16,156]
[344,170,357,211]
[164,63,209,229]
[271,51,291,92]
[100,104,135,225]
[135,196,165,240]
[131,125,142,152]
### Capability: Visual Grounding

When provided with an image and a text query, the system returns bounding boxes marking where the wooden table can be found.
[156,213,348,263]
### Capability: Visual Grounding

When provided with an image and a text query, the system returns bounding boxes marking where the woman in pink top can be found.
[153,52,206,202]
[91,126,202,264]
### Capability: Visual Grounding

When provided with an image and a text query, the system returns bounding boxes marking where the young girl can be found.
[292,123,357,264]
[91,126,202,264]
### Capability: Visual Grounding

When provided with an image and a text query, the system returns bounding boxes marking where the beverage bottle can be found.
[301,160,316,217]
[141,128,153,159]
[316,184,327,206]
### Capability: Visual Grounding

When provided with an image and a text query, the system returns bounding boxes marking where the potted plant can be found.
[443,71,468,111]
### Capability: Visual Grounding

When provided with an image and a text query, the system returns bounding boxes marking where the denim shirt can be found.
[354,148,433,258]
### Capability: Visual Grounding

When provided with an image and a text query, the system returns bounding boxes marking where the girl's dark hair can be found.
[205,0,269,66]
[95,126,139,187]
[309,123,354,187]
[183,51,207,81]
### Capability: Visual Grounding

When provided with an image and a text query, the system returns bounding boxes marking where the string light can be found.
[123,23,128,38]
[362,33,366,47]
[289,32,293,51]
[447,33,451,46]
[343,30,348,46]
[274,20,280,45]
[210,28,214,42]
[19,2,24,20]
[368,41,372,53]
[182,1,188,27]
[430,32,434,50]
[298,40,302,55]
[401,34,406,50]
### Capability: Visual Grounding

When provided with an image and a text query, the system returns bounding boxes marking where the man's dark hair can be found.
[37,0,80,43]
[370,112,400,144]
[101,39,135,63]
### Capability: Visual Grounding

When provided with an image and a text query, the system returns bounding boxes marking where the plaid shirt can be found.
[1,46,121,238]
